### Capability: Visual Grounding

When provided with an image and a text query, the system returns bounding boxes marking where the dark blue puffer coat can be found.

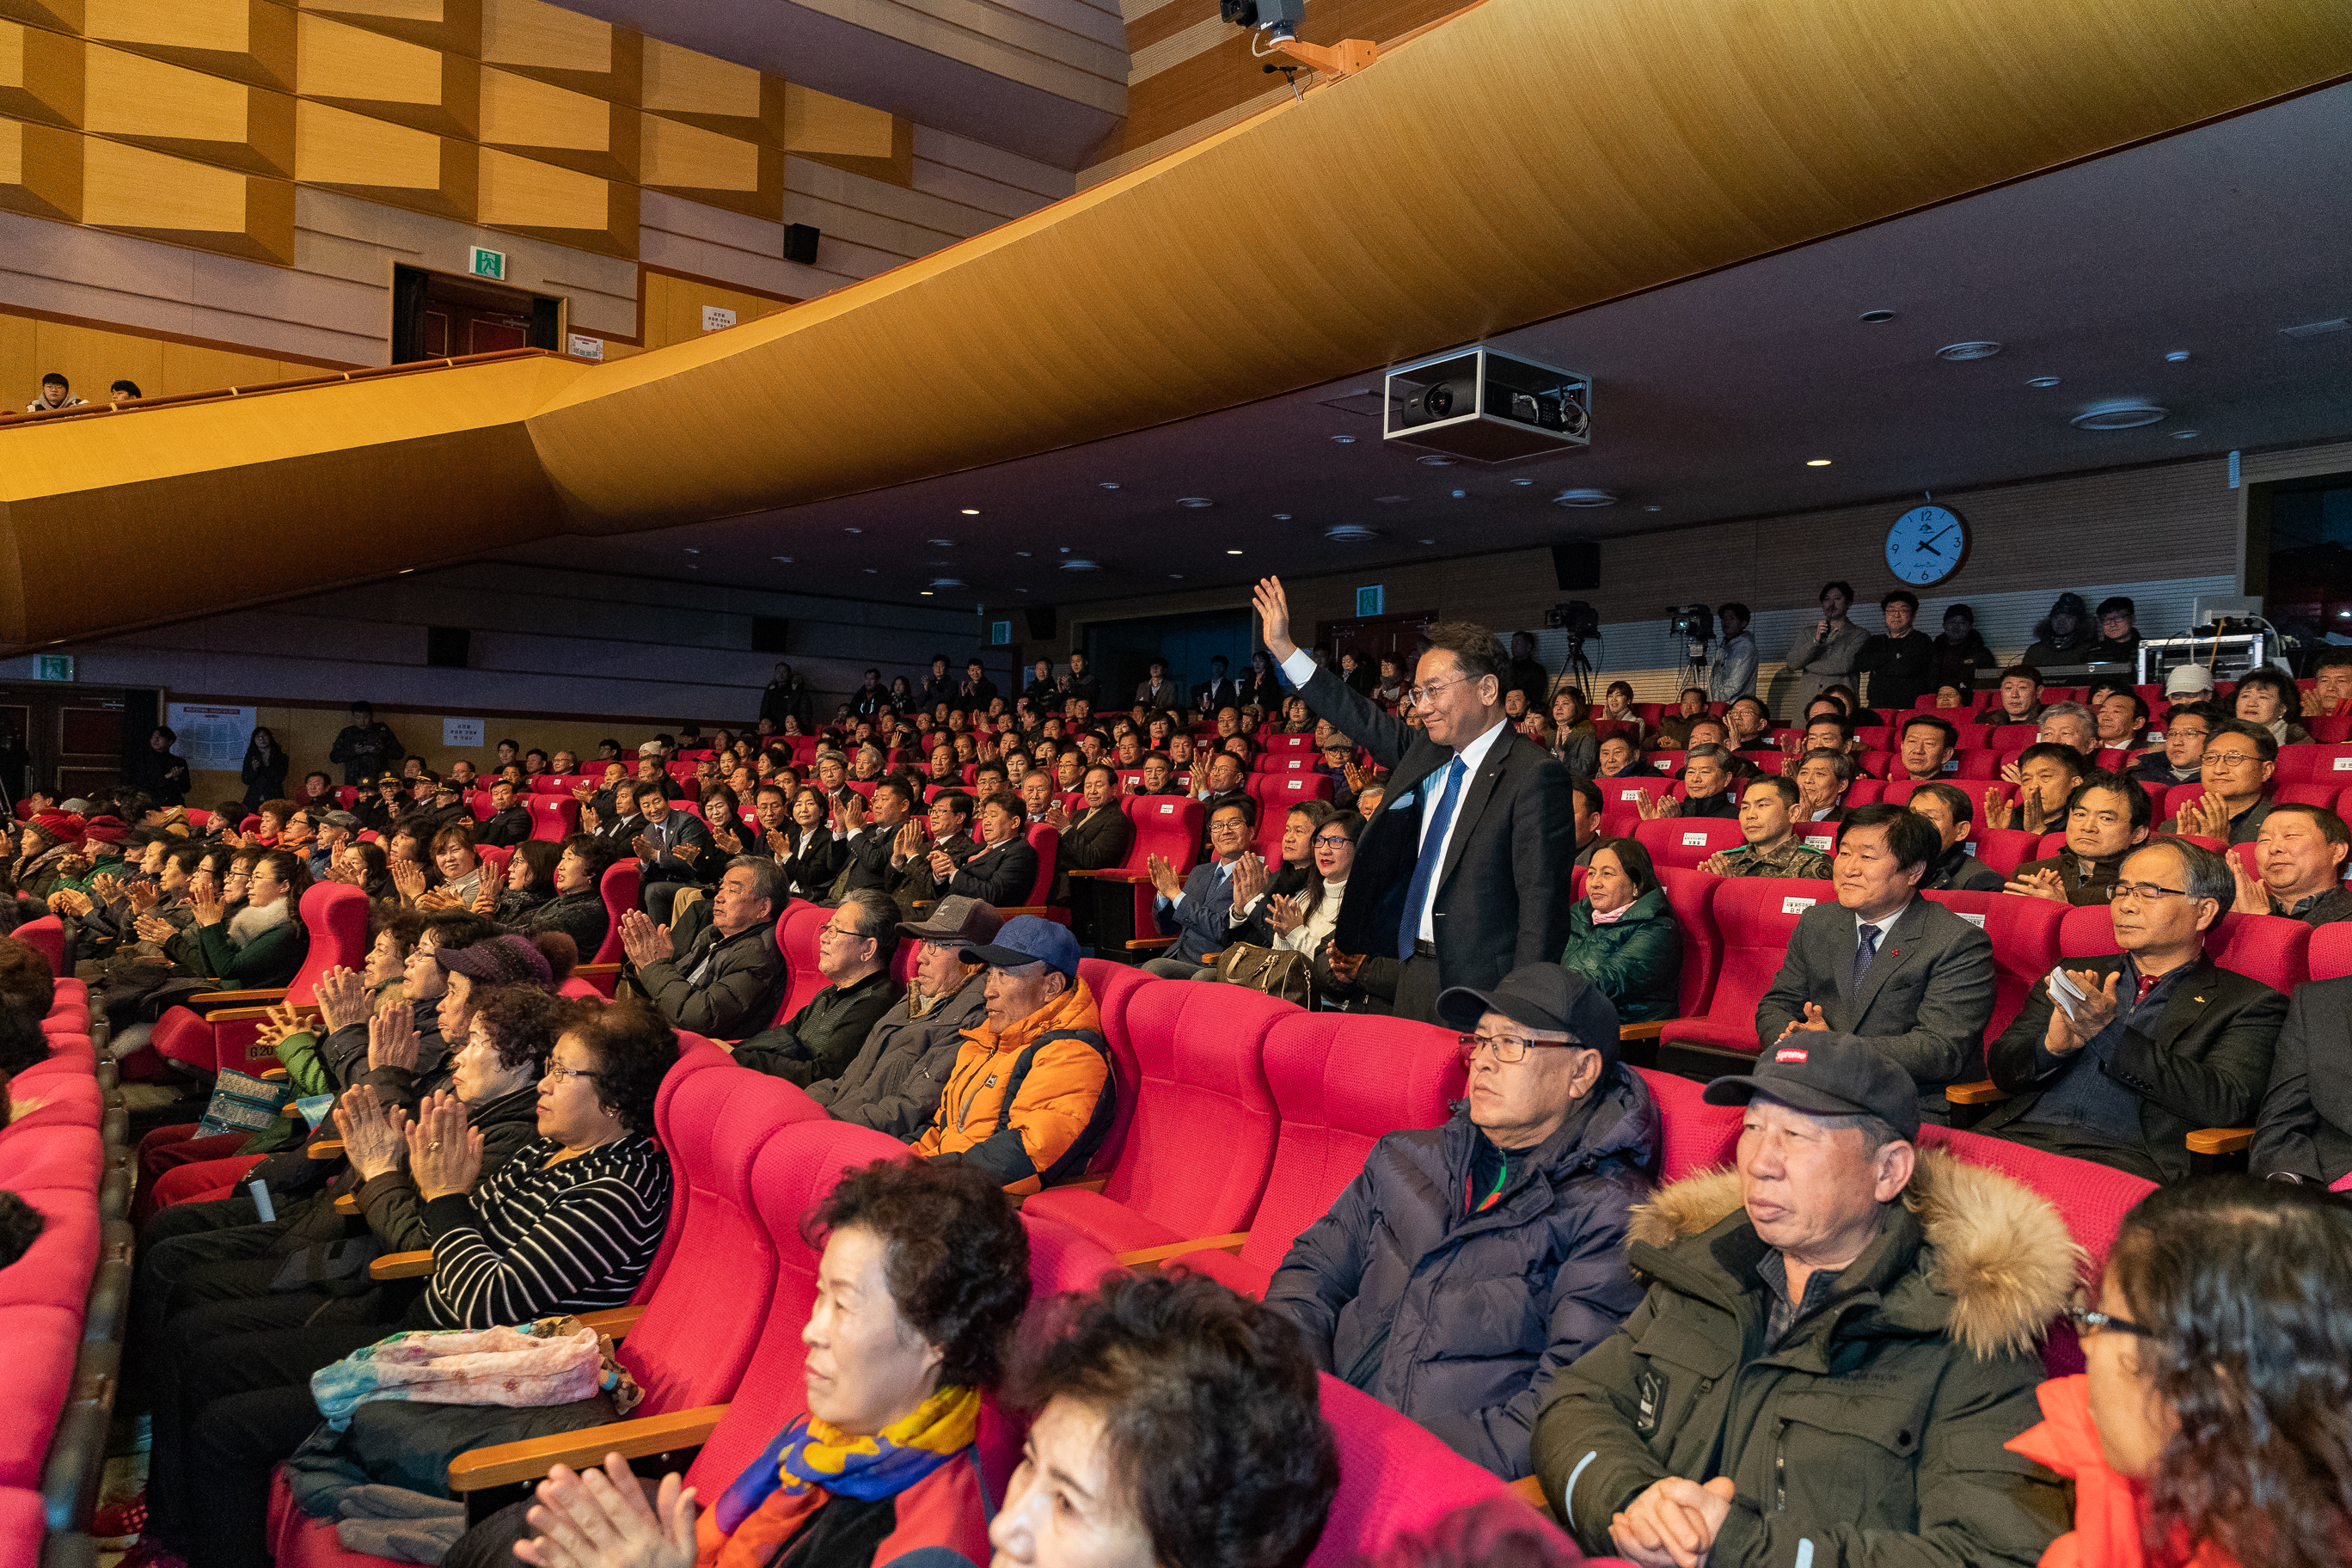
[1262,1065,1659,1479]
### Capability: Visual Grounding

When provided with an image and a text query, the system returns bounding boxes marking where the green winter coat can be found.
[193,911,309,990]
[1534,1148,2074,1568]
[1559,887,1681,1022]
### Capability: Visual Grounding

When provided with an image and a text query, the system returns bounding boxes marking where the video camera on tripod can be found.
[1667,604,1715,692]
[1544,600,1601,698]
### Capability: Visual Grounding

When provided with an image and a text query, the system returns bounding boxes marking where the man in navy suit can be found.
[1140,795,1261,977]
[1256,577,1574,1022]
[634,784,715,919]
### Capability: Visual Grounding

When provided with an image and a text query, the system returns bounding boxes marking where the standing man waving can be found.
[1253,576,1573,1022]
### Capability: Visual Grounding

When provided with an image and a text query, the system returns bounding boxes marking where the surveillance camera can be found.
[1220,0,1307,36]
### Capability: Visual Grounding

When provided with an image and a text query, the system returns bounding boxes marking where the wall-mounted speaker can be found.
[750,616,792,652]
[425,626,471,669]
[1025,607,1057,640]
[782,224,820,266]
[1551,542,1600,591]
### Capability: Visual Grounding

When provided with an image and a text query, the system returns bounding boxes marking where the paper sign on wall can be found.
[443,717,485,747]
[567,334,604,361]
[166,703,254,771]
[701,305,737,332]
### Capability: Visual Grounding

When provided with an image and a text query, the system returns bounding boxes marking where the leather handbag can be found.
[1210,941,1313,1007]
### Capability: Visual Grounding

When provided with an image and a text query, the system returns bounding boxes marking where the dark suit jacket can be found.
[2252,975,2352,1185]
[1295,665,1574,998]
[1196,677,1243,712]
[946,834,1039,905]
[1155,855,1240,963]
[477,804,531,848]
[1920,847,2002,893]
[1055,805,1134,902]
[1982,952,2287,1183]
[1756,896,1996,1122]
[1059,672,1101,711]
[1134,679,1182,712]
[634,812,714,880]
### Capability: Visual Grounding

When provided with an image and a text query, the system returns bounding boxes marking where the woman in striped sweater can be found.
[140,999,679,1568]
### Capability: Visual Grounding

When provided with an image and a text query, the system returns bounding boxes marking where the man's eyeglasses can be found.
[2105,881,2196,903]
[2203,750,2262,769]
[1405,673,1477,707]
[1457,1032,1577,1064]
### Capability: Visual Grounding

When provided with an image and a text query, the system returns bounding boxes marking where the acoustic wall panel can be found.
[639,110,772,218]
[84,44,294,176]
[83,0,295,91]
[294,96,471,218]
[479,65,633,181]
[0,20,80,126]
[477,0,634,104]
[0,114,78,220]
[81,134,293,261]
[293,0,481,59]
[476,142,630,254]
[296,10,477,139]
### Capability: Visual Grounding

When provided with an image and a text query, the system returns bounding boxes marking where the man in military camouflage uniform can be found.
[1700,775,1833,879]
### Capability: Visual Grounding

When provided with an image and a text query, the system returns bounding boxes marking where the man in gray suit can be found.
[1756,803,1995,1124]
[1253,576,1574,1023]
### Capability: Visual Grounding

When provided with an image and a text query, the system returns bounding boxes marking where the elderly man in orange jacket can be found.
[912,916,1115,1195]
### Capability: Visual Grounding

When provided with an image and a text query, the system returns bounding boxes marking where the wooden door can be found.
[55,699,123,800]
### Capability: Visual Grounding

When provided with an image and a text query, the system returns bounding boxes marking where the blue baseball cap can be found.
[959,914,1080,980]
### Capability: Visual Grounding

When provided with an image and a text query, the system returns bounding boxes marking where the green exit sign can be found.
[34,654,72,682]
[1356,585,1385,616]
[989,621,1012,646]
[469,246,505,281]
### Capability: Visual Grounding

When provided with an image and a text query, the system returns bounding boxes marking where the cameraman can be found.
[1709,602,1757,702]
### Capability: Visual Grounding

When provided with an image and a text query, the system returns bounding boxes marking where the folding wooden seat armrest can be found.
[334,1193,361,1215]
[446,1405,730,1493]
[2185,1126,2253,1155]
[308,1139,346,1159]
[1124,936,1179,952]
[1618,1021,1669,1041]
[994,907,1052,917]
[1112,1233,1248,1271]
[370,1249,436,1280]
[187,988,291,1012]
[260,1067,289,1081]
[1507,1474,1558,1518]
[1945,1080,2009,1105]
[1012,1174,1109,1207]
[572,963,622,982]
[574,1305,646,1339]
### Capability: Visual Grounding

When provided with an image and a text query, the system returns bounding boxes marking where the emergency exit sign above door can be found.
[470,247,505,281]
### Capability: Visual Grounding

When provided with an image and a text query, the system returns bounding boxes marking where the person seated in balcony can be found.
[2224,801,2352,927]
[1792,746,1855,824]
[1534,1037,2071,1568]
[2010,1177,2352,1568]
[1596,681,1647,746]
[1700,775,1834,880]
[1756,805,1996,1123]
[1266,965,1656,1480]
[1854,588,1935,712]
[1975,664,2048,727]
[1559,840,1681,1023]
[1887,713,1960,782]
[913,916,1112,1194]
[1652,689,1711,750]
[1982,742,2089,836]
[2008,770,2151,906]
[496,1158,1035,1568]
[2092,686,2150,755]
[475,776,531,848]
[157,997,678,1565]
[1636,744,1739,821]
[1977,838,2286,1183]
[25,370,83,412]
[1906,782,2005,892]
[2159,720,2276,846]
[2035,701,2100,758]
[618,857,787,1039]
[732,890,902,1089]
[2129,700,2221,787]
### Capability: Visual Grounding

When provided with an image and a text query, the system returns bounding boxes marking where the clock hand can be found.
[1922,527,1957,548]
[1913,539,1945,556]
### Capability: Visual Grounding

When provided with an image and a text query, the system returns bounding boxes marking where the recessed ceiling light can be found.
[920,590,933,595]
[1016,587,1030,592]
[1178,498,1213,508]
[1806,458,1833,467]
[1553,489,1617,507]
[398,568,413,574]
[1375,495,1407,504]
[1014,550,1031,558]
[2281,318,2350,339]
[1859,309,1896,323]
[1168,573,1185,579]
[959,508,979,515]
[772,555,793,563]
[1058,546,1070,554]
[2164,351,2190,363]
[863,567,877,573]
[2071,401,2168,431]
[1059,559,1100,571]
[1418,537,1436,544]
[844,527,862,534]
[1324,525,1376,541]
[2171,429,2202,439]
[1099,481,1120,489]
[1272,513,1292,521]
[929,578,965,587]
[928,538,954,547]
[1226,548,1244,554]
[1415,456,1455,466]
[1331,435,1357,444]
[2027,377,2061,388]
[1450,488,1467,498]
[1510,478,1535,487]
[1937,341,2002,361]
[683,548,699,554]
[1643,505,1663,512]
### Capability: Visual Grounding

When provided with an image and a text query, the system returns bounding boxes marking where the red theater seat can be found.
[1636,1064,1742,1179]
[524,794,579,842]
[1920,890,2065,1038]
[2274,744,2352,784]
[150,883,371,1076]
[1632,816,1744,870]
[1656,878,1828,1065]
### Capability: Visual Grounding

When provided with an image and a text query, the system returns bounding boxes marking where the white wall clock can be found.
[1886,505,1966,586]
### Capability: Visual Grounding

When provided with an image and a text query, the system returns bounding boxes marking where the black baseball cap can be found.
[1437,965,1621,1071]
[1702,1033,1921,1142]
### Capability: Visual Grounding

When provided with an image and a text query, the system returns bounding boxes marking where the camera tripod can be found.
[1555,637,1596,701]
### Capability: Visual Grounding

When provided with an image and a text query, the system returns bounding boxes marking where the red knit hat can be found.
[28,812,85,848]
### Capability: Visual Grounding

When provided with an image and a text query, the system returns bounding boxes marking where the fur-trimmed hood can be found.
[1625,1146,2082,1360]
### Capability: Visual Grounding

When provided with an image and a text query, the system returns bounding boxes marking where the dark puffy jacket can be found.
[1558,888,1681,1023]
[1262,1066,1660,1479]
[1534,1151,2073,1568]
[807,971,990,1137]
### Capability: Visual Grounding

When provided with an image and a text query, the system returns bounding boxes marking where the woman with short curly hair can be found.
[2013,1175,2352,1568]
[487,1157,1032,1568]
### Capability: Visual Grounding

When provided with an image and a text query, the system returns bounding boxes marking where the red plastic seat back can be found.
[2057,905,2310,993]
[10,918,62,976]
[1235,1014,1467,1285]
[1122,793,1203,873]
[1654,867,1723,1020]
[284,883,370,1007]
[2274,744,2352,784]
[624,1058,827,1414]
[2311,921,2352,981]
[1598,775,1671,813]
[1305,1375,1565,1567]
[2270,783,2343,808]
[683,1121,912,1497]
[1264,733,1315,754]
[1792,819,1841,858]
[1970,827,2043,878]
[1632,817,1743,871]
[1020,824,1058,905]
[1920,891,2064,1038]
[526,795,579,842]
[592,860,640,965]
[1091,977,1287,1234]
[772,900,831,1023]
[1636,1067,1742,1179]
[1919,1124,2154,1375]
[1694,879,1829,1054]
[1077,958,1153,1174]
